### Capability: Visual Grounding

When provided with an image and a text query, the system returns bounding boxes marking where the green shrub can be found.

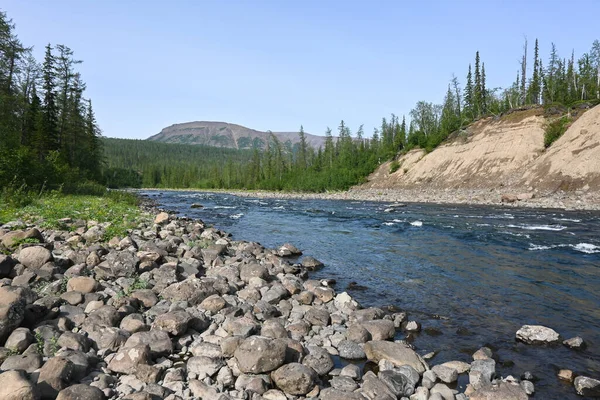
[0,181,37,208]
[544,116,571,148]
[61,180,107,196]
[389,160,401,174]
[105,190,139,206]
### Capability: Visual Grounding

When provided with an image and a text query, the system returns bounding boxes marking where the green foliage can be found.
[34,331,45,355]
[5,347,19,356]
[0,193,146,238]
[389,160,401,174]
[0,11,103,196]
[0,181,38,208]
[127,276,149,295]
[59,277,69,294]
[12,237,41,246]
[49,335,60,356]
[544,116,571,148]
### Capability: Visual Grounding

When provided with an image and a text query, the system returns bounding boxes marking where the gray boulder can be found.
[56,384,106,400]
[0,255,15,278]
[574,376,600,397]
[0,286,27,344]
[186,356,224,379]
[0,370,40,400]
[36,356,75,399]
[364,340,428,374]
[272,363,317,395]
[302,346,334,376]
[234,336,287,374]
[151,310,191,336]
[469,381,529,400]
[338,340,366,360]
[159,278,217,305]
[18,246,52,270]
[107,344,151,374]
[124,330,173,358]
[94,251,139,279]
[515,324,560,344]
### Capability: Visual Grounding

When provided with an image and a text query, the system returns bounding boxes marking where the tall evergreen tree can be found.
[520,38,528,105]
[474,51,482,117]
[40,44,59,157]
[464,64,474,120]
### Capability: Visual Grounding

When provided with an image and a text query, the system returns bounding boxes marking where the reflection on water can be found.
[144,190,600,399]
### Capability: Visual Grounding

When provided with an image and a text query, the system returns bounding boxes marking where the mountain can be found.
[147,121,329,150]
[360,104,600,192]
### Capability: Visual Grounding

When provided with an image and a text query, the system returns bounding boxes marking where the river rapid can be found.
[142,190,600,399]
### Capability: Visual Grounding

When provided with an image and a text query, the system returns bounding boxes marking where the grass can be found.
[544,116,571,148]
[389,160,401,174]
[0,190,148,241]
[11,237,41,246]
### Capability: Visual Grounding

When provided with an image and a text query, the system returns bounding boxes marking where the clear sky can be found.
[3,0,599,139]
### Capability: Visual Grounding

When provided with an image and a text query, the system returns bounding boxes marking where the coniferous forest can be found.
[0,11,103,195]
[1,9,599,193]
[104,37,600,192]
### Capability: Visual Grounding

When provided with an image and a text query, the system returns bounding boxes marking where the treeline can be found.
[102,123,391,192]
[103,38,600,192]
[403,39,600,151]
[102,138,253,188]
[0,11,102,194]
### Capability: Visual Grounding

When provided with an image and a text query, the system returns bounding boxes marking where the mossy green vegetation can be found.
[0,190,146,240]
[544,116,572,148]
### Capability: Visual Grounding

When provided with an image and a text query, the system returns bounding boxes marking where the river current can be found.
[143,190,600,399]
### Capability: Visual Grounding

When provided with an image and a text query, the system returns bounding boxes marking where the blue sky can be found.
[3,0,599,139]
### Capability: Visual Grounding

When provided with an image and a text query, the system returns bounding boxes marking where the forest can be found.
[1,8,599,194]
[0,11,103,198]
[104,39,600,192]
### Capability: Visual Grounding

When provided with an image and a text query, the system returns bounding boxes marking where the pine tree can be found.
[520,38,528,105]
[528,39,541,104]
[40,44,59,157]
[464,64,474,120]
[474,51,482,117]
[297,125,308,170]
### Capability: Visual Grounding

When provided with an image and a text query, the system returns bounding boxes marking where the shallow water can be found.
[144,190,600,399]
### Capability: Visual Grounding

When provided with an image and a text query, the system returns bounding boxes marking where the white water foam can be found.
[382,222,395,226]
[528,243,599,253]
[410,221,423,227]
[507,224,566,231]
[553,218,582,223]
[528,244,559,251]
[500,231,531,239]
[213,206,236,209]
[573,243,600,254]
[229,213,244,219]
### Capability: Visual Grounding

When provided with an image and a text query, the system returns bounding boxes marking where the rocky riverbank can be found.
[0,205,598,399]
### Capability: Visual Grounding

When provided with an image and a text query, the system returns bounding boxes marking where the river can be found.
[142,190,600,399]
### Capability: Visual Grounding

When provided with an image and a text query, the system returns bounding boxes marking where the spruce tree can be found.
[474,51,482,117]
[464,64,474,120]
[40,44,59,157]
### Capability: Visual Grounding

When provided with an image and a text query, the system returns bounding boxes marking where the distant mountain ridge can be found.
[147,121,329,150]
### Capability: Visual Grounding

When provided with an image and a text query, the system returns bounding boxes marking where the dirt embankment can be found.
[360,105,600,197]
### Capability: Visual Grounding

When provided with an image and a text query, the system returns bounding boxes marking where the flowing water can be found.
[143,190,600,399]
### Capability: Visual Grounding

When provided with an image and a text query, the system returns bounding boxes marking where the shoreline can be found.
[0,196,594,398]
[137,186,600,211]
